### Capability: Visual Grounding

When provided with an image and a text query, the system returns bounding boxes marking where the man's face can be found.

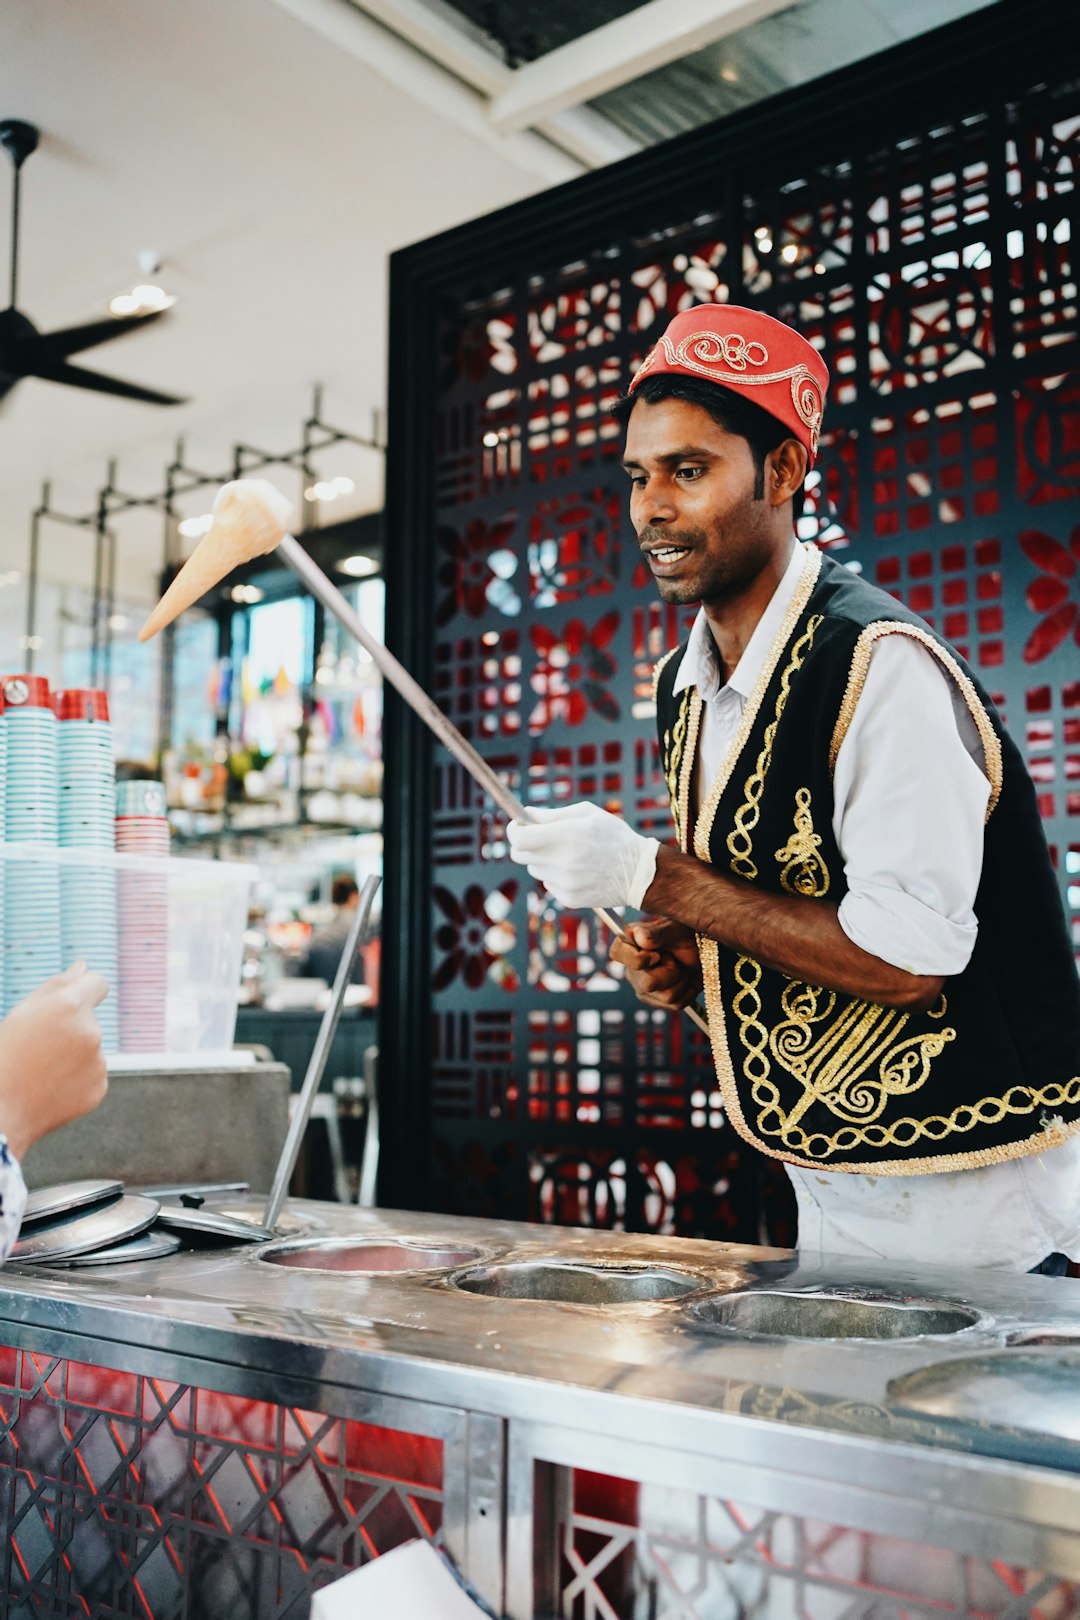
[623,396,779,607]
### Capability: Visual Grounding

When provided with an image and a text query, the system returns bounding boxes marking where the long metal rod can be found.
[262,873,380,1231]
[9,157,19,307]
[280,534,530,821]
[277,534,712,1038]
[26,493,43,674]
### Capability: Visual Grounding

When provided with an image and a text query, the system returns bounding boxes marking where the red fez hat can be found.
[629,305,829,464]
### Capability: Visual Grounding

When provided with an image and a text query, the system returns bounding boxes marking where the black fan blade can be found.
[0,373,18,403]
[28,359,186,406]
[39,306,168,359]
[0,303,39,365]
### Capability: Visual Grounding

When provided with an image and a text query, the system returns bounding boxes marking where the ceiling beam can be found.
[351,0,640,168]
[271,0,583,186]
[488,0,801,134]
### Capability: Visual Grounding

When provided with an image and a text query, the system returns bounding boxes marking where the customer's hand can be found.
[507,803,659,910]
[610,918,703,1011]
[0,964,109,1160]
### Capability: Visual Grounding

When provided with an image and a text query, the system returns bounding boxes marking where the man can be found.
[299,875,366,986]
[508,304,1080,1271]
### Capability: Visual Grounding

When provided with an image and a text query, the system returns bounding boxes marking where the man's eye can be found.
[677,465,704,480]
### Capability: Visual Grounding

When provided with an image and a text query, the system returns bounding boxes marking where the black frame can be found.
[381,0,1078,1212]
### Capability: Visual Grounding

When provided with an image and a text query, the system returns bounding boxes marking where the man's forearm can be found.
[642,845,943,1012]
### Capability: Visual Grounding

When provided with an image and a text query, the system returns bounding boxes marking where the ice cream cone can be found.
[138,480,295,641]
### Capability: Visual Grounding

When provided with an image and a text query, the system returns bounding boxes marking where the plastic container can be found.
[0,843,256,1063]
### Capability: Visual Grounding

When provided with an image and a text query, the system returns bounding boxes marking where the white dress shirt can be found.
[673,542,1080,1269]
[0,1135,27,1265]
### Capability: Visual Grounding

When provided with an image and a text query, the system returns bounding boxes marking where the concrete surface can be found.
[22,1064,291,1192]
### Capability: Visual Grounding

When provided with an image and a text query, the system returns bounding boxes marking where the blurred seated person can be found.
[0,963,110,1263]
[298,875,366,985]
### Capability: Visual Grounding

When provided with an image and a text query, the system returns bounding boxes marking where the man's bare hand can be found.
[0,964,109,1160]
[611,918,703,1011]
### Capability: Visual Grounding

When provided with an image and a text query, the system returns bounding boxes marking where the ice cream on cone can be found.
[139,479,295,642]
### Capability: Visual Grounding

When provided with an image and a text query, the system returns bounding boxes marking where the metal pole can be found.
[262,873,380,1230]
[9,154,20,307]
[90,468,112,689]
[25,485,46,674]
[104,526,117,695]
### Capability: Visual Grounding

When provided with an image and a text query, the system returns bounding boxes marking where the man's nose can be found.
[635,479,677,526]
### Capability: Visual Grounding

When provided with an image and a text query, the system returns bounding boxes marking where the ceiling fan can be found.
[0,119,186,408]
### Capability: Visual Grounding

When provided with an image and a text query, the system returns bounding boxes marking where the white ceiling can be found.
[0,0,998,627]
[0,0,575,607]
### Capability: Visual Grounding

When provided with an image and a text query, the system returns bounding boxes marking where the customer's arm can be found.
[0,964,109,1263]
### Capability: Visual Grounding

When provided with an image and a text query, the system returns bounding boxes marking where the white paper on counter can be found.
[311,1539,492,1619]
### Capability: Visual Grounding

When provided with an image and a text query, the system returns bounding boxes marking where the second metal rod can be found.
[262,873,380,1231]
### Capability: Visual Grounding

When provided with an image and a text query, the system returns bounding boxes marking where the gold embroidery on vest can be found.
[726,615,823,880]
[775,787,830,897]
[693,546,823,867]
[698,846,1080,1173]
[830,622,1004,821]
[725,955,1065,1160]
[663,691,692,847]
[652,644,681,704]
[769,981,955,1132]
[679,693,702,854]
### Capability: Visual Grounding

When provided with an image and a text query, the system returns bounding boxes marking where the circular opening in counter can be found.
[448,1260,705,1305]
[258,1240,483,1274]
[690,1290,981,1341]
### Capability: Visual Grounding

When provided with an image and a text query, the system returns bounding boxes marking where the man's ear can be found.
[768,438,809,508]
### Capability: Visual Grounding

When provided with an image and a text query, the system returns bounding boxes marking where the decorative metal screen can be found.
[557,1467,1079,1620]
[382,3,1079,1237]
[0,1344,443,1619]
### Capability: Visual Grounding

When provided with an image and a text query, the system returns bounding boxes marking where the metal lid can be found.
[58,1228,182,1267]
[21,1179,124,1226]
[155,1205,275,1243]
[9,1194,160,1264]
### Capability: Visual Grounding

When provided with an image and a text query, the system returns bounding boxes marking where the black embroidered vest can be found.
[654,545,1080,1175]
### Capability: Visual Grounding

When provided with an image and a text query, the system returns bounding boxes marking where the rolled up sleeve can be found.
[832,633,991,978]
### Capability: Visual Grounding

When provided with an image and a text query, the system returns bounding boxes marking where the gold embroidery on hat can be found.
[775,787,830,896]
[634,331,768,384]
[685,333,769,371]
[633,333,825,456]
[790,369,823,457]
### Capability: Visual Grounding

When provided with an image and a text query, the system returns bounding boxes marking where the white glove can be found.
[507,803,659,911]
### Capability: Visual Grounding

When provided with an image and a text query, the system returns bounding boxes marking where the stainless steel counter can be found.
[2,1202,1079,1618]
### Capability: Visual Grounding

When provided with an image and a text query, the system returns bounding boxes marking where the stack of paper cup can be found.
[57,689,118,1054]
[2,674,61,1015]
[115,779,170,1052]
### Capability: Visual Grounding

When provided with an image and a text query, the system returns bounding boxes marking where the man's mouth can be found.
[643,541,693,572]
